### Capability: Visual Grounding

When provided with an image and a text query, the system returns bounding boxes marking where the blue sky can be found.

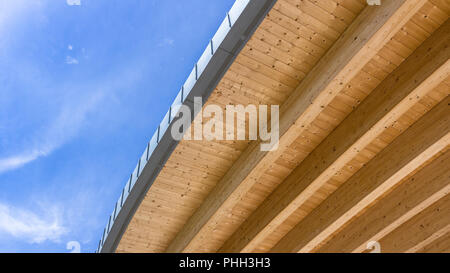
[0,0,234,253]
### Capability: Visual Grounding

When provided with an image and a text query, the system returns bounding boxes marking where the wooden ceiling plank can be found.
[258,20,327,59]
[266,9,335,50]
[405,223,450,253]
[373,195,450,253]
[240,44,307,79]
[273,1,341,40]
[220,20,450,253]
[284,0,349,33]
[308,0,358,25]
[429,0,450,15]
[335,0,365,15]
[271,97,450,252]
[165,0,428,253]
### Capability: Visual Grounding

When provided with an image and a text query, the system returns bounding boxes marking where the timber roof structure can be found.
[97,0,450,253]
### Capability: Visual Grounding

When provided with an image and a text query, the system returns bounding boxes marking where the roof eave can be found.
[98,0,277,253]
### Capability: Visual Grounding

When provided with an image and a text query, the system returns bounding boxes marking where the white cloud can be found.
[0,31,143,176]
[68,45,73,50]
[65,56,78,64]
[0,91,104,174]
[0,202,68,243]
[158,38,174,47]
[0,150,46,173]
[66,0,81,6]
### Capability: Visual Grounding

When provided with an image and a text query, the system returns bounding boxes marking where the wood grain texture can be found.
[271,97,450,252]
[116,0,450,253]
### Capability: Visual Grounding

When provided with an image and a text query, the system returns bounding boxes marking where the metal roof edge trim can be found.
[97,0,277,253]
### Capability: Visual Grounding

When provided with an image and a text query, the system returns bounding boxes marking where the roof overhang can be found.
[98,0,277,253]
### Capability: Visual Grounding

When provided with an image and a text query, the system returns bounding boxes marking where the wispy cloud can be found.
[65,56,78,64]
[0,202,67,243]
[66,0,81,6]
[158,38,174,47]
[0,150,46,174]
[0,91,104,174]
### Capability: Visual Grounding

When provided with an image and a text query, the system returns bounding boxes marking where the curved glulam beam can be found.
[166,0,428,252]
[220,20,450,253]
[271,97,450,252]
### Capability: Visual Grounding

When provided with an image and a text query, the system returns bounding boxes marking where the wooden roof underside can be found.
[117,0,450,253]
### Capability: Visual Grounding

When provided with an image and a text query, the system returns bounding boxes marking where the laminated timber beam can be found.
[270,97,450,252]
[316,151,450,253]
[220,20,450,252]
[166,0,428,252]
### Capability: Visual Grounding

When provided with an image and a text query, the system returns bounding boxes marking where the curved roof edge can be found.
[96,0,277,253]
